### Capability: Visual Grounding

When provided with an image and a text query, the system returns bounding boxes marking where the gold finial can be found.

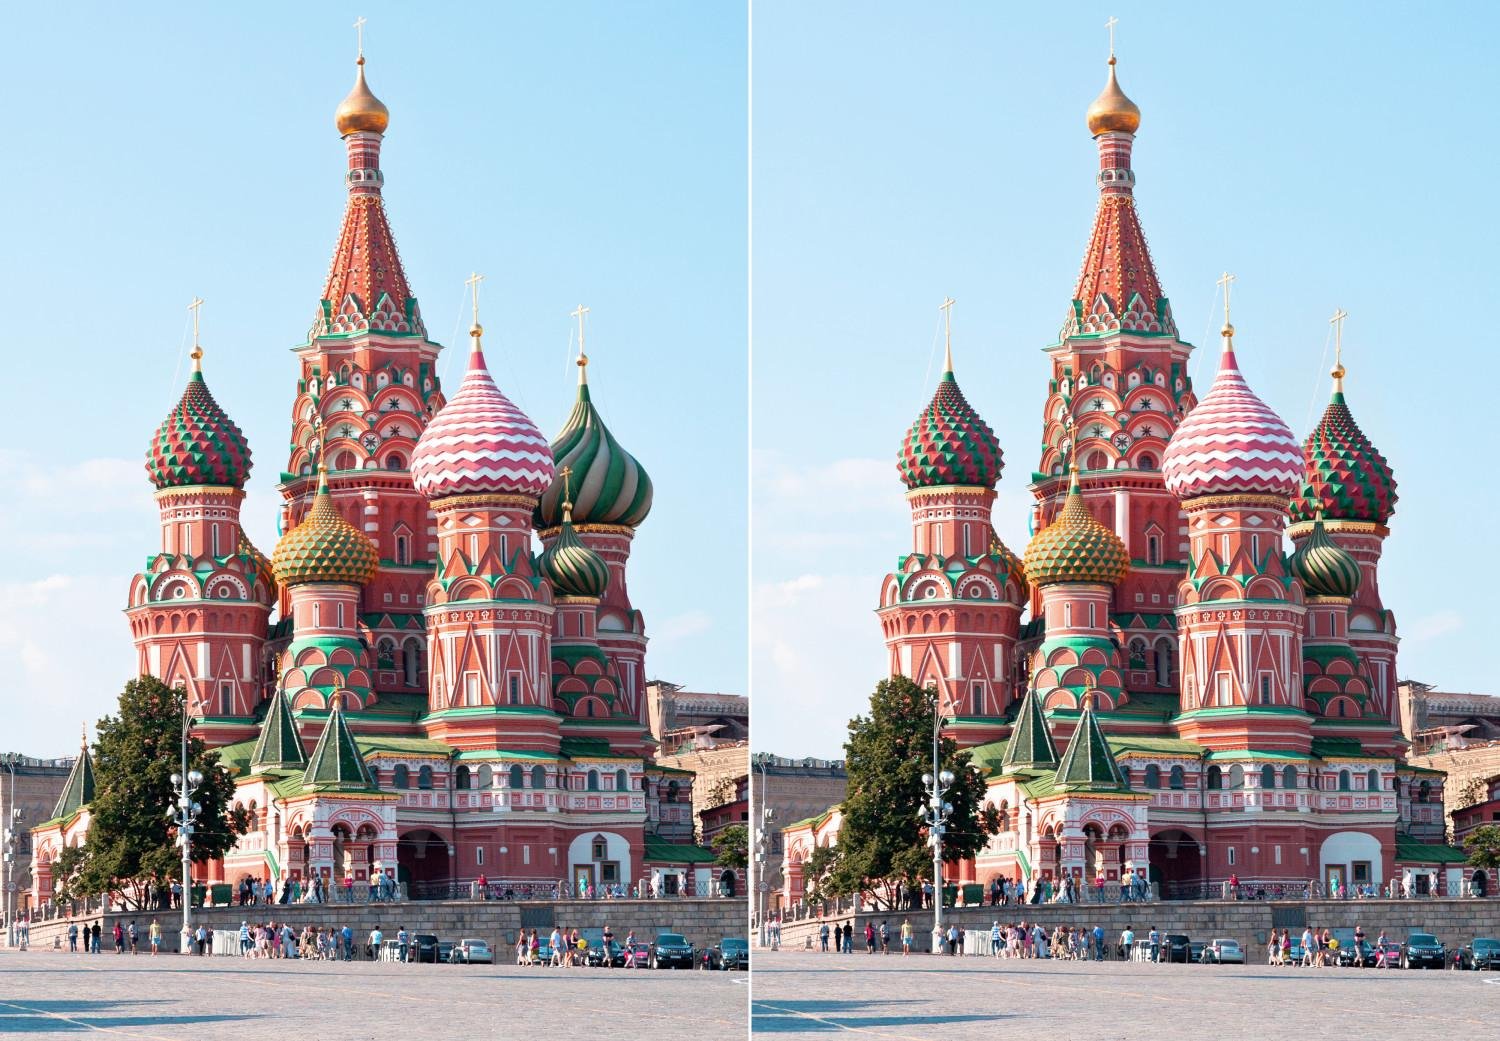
[1217,271,1236,347]
[939,297,955,373]
[1086,18,1140,135]
[335,19,389,136]
[466,272,485,349]
[188,297,205,372]
[559,465,574,514]
[1329,308,1348,391]
[354,16,367,63]
[81,721,88,749]
[571,305,590,383]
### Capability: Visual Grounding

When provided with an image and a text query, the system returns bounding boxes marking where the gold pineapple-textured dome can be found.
[272,469,379,588]
[1086,58,1141,136]
[1024,469,1131,588]
[335,58,390,136]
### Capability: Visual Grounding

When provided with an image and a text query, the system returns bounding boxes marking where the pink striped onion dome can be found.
[1163,334,1301,500]
[897,359,1002,491]
[411,332,556,500]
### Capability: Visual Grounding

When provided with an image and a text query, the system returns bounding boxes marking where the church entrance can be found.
[1147,829,1202,898]
[398,829,450,894]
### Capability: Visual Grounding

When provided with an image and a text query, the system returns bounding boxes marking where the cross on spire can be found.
[354,16,367,60]
[559,465,574,510]
[1217,271,1236,344]
[1105,15,1119,59]
[939,297,956,373]
[188,296,204,371]
[1330,307,1349,389]
[465,272,485,348]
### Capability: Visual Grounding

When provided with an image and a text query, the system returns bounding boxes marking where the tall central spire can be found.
[1065,46,1173,339]
[317,44,422,339]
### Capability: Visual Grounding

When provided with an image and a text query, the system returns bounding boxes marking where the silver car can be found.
[455,938,493,964]
[1205,938,1243,964]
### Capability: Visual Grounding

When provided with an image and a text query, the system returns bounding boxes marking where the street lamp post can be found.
[168,709,203,955]
[921,701,954,955]
[754,805,774,947]
[3,754,20,947]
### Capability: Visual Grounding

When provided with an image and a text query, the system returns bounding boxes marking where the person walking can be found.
[1353,924,1366,967]
[148,918,162,956]
[1147,926,1159,963]
[128,920,139,955]
[900,917,913,956]
[1093,924,1105,962]
[113,921,124,954]
[843,922,853,954]
[864,921,876,954]
[819,920,830,952]
[880,920,890,954]
[991,920,1003,958]
[67,921,78,954]
[397,925,409,963]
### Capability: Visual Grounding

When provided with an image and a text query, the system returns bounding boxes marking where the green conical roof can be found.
[251,691,307,772]
[1000,688,1059,772]
[1054,700,1127,793]
[301,702,374,792]
[51,742,96,819]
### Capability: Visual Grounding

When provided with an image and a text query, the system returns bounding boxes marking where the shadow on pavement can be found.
[752,998,1001,1033]
[0,998,252,1034]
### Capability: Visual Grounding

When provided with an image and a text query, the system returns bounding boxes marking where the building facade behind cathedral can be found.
[783,54,1471,903]
[30,56,718,905]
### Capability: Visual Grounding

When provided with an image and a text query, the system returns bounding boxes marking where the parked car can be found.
[649,932,695,969]
[1457,937,1500,970]
[1189,941,1207,963]
[411,933,440,964]
[585,934,624,966]
[622,940,652,968]
[1162,934,1192,963]
[455,938,493,964]
[1399,933,1445,969]
[438,940,457,963]
[1373,941,1402,967]
[1204,938,1244,964]
[702,937,749,971]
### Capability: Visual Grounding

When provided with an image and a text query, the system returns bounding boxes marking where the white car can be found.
[1205,938,1244,964]
[455,938,493,964]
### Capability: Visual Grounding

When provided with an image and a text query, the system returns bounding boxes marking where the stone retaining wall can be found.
[21,898,747,955]
[776,898,1500,958]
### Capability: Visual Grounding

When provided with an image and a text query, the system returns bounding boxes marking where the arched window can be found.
[1418,780,1432,803]
[1206,765,1223,790]
[1144,765,1161,790]
[587,770,600,792]
[1282,765,1298,789]
[1260,764,1276,789]
[393,765,410,789]
[402,640,422,687]
[508,765,524,789]
[1088,451,1108,471]
[1147,536,1160,565]
[478,765,493,788]
[395,535,409,565]
[616,769,628,792]
[1228,765,1245,789]
[1169,765,1185,790]
[385,453,405,470]
[1154,641,1172,687]
[455,765,471,790]
[377,638,396,669]
[1137,453,1156,471]
[667,780,681,803]
[418,765,434,790]
[531,765,547,789]
[1338,769,1351,792]
[1366,769,1379,792]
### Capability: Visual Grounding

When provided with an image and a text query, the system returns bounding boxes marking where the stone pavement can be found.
[751,949,1499,1040]
[0,950,746,1039]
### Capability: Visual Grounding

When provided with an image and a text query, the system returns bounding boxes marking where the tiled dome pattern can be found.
[146,372,252,490]
[271,474,379,587]
[1290,391,1396,526]
[1024,476,1130,587]
[898,372,1003,490]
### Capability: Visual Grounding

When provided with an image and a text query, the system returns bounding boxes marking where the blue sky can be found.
[0,2,746,755]
[751,2,1497,757]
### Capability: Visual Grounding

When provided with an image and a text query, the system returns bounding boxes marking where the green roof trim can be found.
[1394,836,1467,864]
[452,748,559,762]
[251,690,307,772]
[354,735,454,759]
[1110,735,1205,757]
[643,838,718,864]
[50,748,95,820]
[1205,748,1313,762]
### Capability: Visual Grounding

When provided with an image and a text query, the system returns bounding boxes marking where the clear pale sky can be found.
[750,2,1497,758]
[0,2,746,756]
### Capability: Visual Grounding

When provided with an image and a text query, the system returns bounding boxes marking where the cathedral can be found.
[31,54,716,904]
[783,53,1469,902]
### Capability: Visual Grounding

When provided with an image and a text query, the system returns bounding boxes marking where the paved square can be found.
[0,951,746,1039]
[751,950,1498,1040]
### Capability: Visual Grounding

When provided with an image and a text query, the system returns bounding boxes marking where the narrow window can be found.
[337,602,345,628]
[1251,534,1261,563]
[396,535,409,565]
[1148,536,1160,565]
[972,683,983,716]
[1088,603,1097,628]
[476,847,484,866]
[1227,846,1236,866]
[1259,674,1271,705]
[963,525,971,556]
[509,765,524,789]
[1064,603,1072,627]
[211,525,221,556]
[313,603,321,627]
[509,675,520,705]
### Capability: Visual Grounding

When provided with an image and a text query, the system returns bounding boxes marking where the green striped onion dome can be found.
[1289,385,1397,526]
[1023,471,1130,588]
[1288,517,1360,598]
[898,370,1002,490]
[536,368,653,530]
[539,506,610,598]
[271,471,379,588]
[146,370,252,490]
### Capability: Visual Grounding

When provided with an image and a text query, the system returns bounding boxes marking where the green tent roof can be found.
[301,704,377,792]
[1000,689,1058,772]
[644,837,719,864]
[1394,835,1468,864]
[50,746,95,820]
[251,690,307,772]
[1053,703,1127,793]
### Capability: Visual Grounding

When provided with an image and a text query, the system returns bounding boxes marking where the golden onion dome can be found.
[335,57,390,136]
[1086,58,1141,136]
[1024,470,1131,588]
[271,469,379,588]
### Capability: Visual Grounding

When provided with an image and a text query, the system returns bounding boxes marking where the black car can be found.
[586,937,623,966]
[702,937,749,970]
[1162,934,1192,963]
[1399,933,1445,969]
[648,932,695,969]
[1457,937,1500,970]
[1330,928,1374,967]
[411,933,441,963]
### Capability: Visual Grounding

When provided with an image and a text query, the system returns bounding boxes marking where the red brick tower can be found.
[275,52,447,705]
[879,306,1027,744]
[129,317,273,743]
[1028,54,1198,699]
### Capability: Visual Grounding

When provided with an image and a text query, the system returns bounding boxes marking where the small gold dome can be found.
[1086,58,1140,136]
[335,58,390,136]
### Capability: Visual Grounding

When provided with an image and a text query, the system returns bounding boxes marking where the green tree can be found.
[801,844,839,904]
[1464,824,1500,870]
[825,676,997,906]
[712,823,749,869]
[72,676,250,909]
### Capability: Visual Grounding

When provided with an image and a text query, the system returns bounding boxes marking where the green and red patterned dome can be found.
[1290,377,1396,526]
[536,358,653,530]
[539,505,610,599]
[1288,517,1361,599]
[271,469,379,587]
[146,365,252,490]
[898,366,1002,491]
[1023,470,1130,587]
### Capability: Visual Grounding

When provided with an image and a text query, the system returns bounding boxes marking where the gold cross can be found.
[1217,271,1236,338]
[571,304,590,361]
[465,272,485,335]
[1330,308,1348,387]
[559,465,574,507]
[188,296,204,371]
[354,16,367,59]
[939,297,955,372]
[1105,16,1118,58]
